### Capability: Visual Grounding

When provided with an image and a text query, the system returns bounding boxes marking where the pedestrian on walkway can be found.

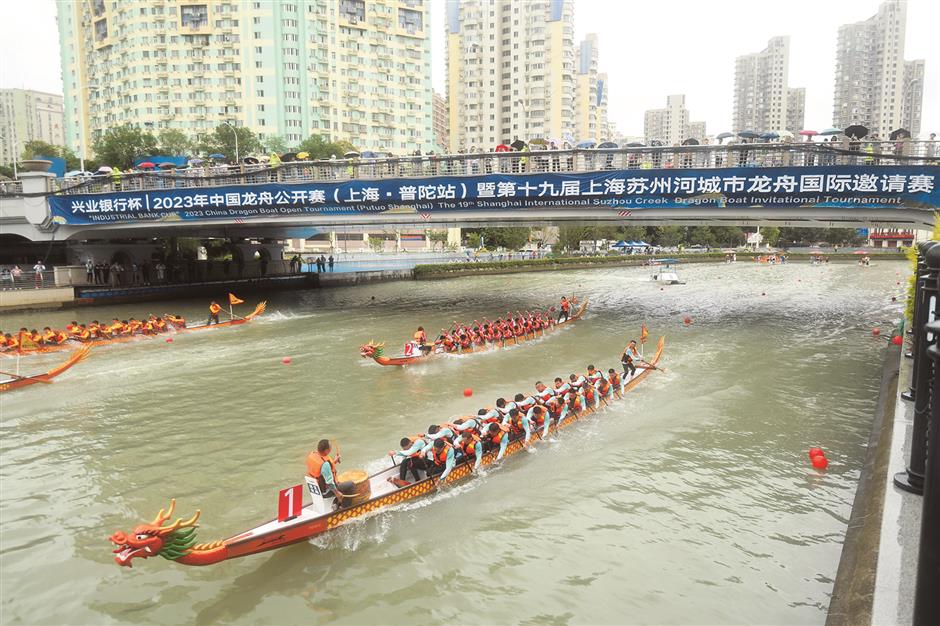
[328,255,334,272]
[85,258,94,284]
[33,260,46,289]
[10,265,23,289]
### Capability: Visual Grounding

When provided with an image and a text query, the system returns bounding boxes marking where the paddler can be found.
[607,368,623,397]
[483,422,510,460]
[412,326,431,353]
[306,439,355,508]
[2,333,18,351]
[425,438,456,480]
[207,301,222,326]
[390,435,429,483]
[453,426,483,470]
[164,313,186,329]
[621,340,641,379]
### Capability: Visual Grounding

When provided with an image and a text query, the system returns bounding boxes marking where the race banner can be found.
[47,165,939,225]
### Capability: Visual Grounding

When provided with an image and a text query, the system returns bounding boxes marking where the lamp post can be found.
[219,114,239,163]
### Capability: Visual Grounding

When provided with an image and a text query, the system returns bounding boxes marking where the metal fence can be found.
[4,140,935,199]
[0,268,55,290]
[895,241,940,626]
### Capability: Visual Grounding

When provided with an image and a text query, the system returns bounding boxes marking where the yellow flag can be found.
[228,293,244,305]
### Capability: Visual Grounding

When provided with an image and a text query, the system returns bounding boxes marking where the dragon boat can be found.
[359,298,589,366]
[108,334,664,568]
[0,346,90,393]
[1,302,266,358]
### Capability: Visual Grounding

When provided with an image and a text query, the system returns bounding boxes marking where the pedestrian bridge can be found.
[1,142,937,241]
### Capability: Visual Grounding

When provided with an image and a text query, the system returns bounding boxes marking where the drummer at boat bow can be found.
[621,341,640,378]
[306,439,355,508]
[413,326,431,353]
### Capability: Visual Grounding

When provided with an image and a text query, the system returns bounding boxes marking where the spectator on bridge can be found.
[142,261,151,285]
[259,257,268,277]
[927,133,938,161]
[85,259,94,283]
[328,255,334,272]
[1,267,12,290]
[33,260,46,289]
[132,262,141,285]
[10,265,22,288]
[155,262,166,283]
[289,256,297,274]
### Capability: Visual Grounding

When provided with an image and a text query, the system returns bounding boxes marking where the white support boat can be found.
[649,259,685,285]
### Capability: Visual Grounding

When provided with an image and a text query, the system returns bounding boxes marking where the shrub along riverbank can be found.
[413,251,906,279]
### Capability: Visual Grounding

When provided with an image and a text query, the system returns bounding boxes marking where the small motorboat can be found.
[649,259,685,285]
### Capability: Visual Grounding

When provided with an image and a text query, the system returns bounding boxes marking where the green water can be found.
[0,261,906,625]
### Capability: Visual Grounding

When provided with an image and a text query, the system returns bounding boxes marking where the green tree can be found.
[92,125,158,169]
[196,124,263,162]
[157,129,192,156]
[556,226,593,253]
[649,226,684,247]
[427,230,448,251]
[481,227,530,251]
[263,135,290,154]
[20,140,83,170]
[368,236,385,254]
[760,226,781,246]
[686,226,716,247]
[616,225,648,241]
[709,226,746,246]
[297,134,358,160]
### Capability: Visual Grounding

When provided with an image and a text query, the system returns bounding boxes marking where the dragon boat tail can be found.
[359,298,589,366]
[0,346,91,393]
[109,334,664,568]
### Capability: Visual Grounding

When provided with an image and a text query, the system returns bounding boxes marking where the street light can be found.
[77,81,100,172]
[219,113,239,163]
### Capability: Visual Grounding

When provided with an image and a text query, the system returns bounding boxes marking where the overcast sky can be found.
[2,0,937,138]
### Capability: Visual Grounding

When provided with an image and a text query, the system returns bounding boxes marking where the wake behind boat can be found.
[109,334,664,568]
[360,297,589,366]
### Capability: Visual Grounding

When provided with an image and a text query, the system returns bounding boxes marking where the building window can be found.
[180,5,209,29]
[94,19,108,41]
[339,0,365,21]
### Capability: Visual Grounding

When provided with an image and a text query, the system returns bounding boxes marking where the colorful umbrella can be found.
[510,139,527,150]
[343,151,361,158]
[598,141,619,149]
[738,130,760,139]
[209,153,225,159]
[626,141,645,147]
[889,128,911,140]
[495,144,511,152]
[575,141,596,149]
[138,162,156,169]
[96,166,112,174]
[799,130,818,136]
[819,128,841,136]
[716,132,735,139]
[296,152,310,160]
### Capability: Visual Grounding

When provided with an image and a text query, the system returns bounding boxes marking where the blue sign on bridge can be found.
[48,165,938,226]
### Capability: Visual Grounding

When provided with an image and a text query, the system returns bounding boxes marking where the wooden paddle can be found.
[0,370,52,383]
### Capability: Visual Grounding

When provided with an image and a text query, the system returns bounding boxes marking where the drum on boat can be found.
[336,469,372,506]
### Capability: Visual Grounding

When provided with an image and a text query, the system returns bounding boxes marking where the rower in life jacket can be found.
[389,434,429,485]
[306,439,354,508]
[412,326,431,353]
[483,422,510,460]
[426,439,456,480]
[207,302,222,325]
[558,296,571,322]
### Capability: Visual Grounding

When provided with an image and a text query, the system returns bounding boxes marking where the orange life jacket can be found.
[306,452,337,490]
[561,300,570,312]
[413,330,426,344]
[431,441,453,466]
[209,303,222,315]
[458,432,480,458]
[42,330,56,343]
[609,372,622,388]
[6,336,18,348]
[489,429,506,446]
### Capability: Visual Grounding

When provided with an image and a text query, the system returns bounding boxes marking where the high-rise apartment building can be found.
[688,121,707,142]
[56,0,435,159]
[0,89,65,165]
[573,34,609,142]
[833,0,925,139]
[447,0,591,151]
[733,36,797,133]
[644,95,690,145]
[786,87,805,134]
[432,92,449,151]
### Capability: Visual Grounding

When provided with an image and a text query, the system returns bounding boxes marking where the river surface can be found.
[0,260,906,625]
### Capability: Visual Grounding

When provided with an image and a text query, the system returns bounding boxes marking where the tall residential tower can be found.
[0,89,65,165]
[833,0,925,138]
[732,36,804,134]
[56,0,436,158]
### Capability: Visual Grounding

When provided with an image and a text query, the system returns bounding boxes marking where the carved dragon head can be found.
[358,340,385,359]
[109,500,200,567]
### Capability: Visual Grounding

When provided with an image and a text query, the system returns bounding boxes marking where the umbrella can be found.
[843,125,868,140]
[96,166,113,174]
[626,141,645,147]
[776,130,794,139]
[280,152,298,162]
[547,137,563,147]
[343,151,361,158]
[575,141,596,149]
[598,141,618,149]
[510,139,527,150]
[258,155,270,162]
[799,130,818,136]
[649,140,664,147]
[296,151,310,160]
[158,162,176,169]
[889,128,911,140]
[361,150,379,159]
[819,128,841,136]
[138,161,156,169]
[716,132,735,139]
[737,130,760,139]
[528,138,548,147]
[188,158,205,166]
[681,138,699,146]
[495,144,511,152]
[209,153,225,159]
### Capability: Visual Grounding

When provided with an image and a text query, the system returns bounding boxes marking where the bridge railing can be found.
[7,140,939,198]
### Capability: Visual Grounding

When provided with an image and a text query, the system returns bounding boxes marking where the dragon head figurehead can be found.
[109,499,200,567]
[358,340,385,360]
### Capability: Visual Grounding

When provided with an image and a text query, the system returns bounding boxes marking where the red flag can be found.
[640,324,649,344]
[228,293,244,305]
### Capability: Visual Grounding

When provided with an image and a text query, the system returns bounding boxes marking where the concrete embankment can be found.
[826,340,902,626]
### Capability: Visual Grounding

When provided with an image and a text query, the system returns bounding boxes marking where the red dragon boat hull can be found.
[0,346,91,393]
[362,298,589,367]
[2,302,266,358]
[109,335,664,568]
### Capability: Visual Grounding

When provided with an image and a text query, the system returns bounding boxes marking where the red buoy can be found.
[282,356,292,364]
[808,447,824,458]
[463,388,473,397]
[891,335,903,346]
[811,455,829,469]
[683,316,692,325]
[872,328,881,336]
[165,337,173,343]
